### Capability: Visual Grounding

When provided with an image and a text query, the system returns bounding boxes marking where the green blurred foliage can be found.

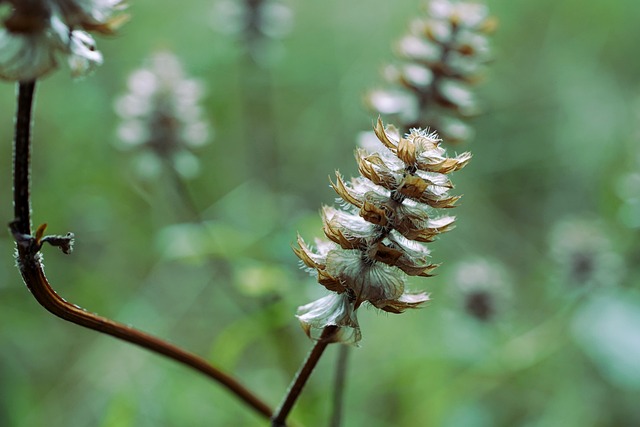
[1,0,640,426]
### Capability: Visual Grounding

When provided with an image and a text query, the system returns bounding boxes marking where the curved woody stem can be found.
[10,81,273,421]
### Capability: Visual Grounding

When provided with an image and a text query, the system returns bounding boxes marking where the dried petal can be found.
[359,200,389,227]
[326,249,405,305]
[398,174,430,199]
[372,291,430,314]
[356,151,401,191]
[394,206,456,241]
[322,206,374,249]
[374,118,400,153]
[385,232,439,277]
[297,293,361,344]
[368,243,404,266]
[331,172,364,208]
[317,269,346,294]
[293,234,328,270]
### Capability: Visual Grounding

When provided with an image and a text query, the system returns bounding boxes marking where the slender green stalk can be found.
[164,158,204,223]
[272,326,339,427]
[329,345,350,427]
[10,81,273,420]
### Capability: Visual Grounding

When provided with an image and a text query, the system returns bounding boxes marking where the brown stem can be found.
[12,80,34,235]
[10,81,273,420]
[271,326,339,427]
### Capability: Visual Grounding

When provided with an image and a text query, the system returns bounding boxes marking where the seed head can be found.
[295,119,470,344]
[114,51,211,180]
[366,0,495,142]
[0,0,127,80]
[211,0,293,65]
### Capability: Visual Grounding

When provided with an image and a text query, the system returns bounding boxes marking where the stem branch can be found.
[10,81,272,420]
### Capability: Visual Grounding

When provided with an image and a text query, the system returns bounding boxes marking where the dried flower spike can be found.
[295,118,470,344]
[366,0,495,142]
[114,51,211,179]
[211,0,293,65]
[0,0,127,80]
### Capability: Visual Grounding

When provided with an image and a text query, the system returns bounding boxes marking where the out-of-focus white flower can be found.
[211,0,293,65]
[0,0,126,80]
[451,258,511,321]
[114,51,211,180]
[428,0,490,29]
[365,0,496,143]
[549,217,624,288]
[211,0,293,39]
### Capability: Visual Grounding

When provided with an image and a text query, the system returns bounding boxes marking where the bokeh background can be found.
[1,0,640,426]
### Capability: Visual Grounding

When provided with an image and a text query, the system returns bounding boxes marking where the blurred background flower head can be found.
[450,257,512,321]
[0,0,126,80]
[548,217,624,289]
[365,0,495,142]
[211,0,293,66]
[114,50,211,180]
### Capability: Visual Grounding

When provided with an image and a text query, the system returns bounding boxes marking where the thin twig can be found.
[329,345,350,427]
[164,158,204,223]
[10,81,273,420]
[240,48,280,190]
[271,326,339,427]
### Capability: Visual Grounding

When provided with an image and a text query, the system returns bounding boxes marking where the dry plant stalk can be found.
[2,0,273,421]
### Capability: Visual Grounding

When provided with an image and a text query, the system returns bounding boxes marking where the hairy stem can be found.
[10,81,273,420]
[12,81,34,235]
[329,345,350,427]
[272,326,339,427]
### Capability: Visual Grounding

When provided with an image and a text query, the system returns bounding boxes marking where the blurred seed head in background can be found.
[450,257,512,321]
[0,0,127,80]
[114,51,211,180]
[211,0,294,66]
[548,217,624,290]
[365,0,496,142]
